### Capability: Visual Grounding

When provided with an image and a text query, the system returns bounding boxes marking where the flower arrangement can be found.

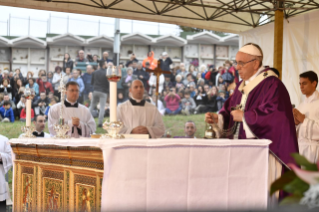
[271,153,319,208]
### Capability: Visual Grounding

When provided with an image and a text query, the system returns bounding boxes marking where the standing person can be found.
[158,52,173,77]
[68,70,85,103]
[14,68,25,82]
[82,65,94,104]
[48,81,96,138]
[125,53,138,67]
[133,63,150,90]
[102,51,112,63]
[142,51,157,70]
[294,71,319,163]
[0,70,14,86]
[0,134,12,212]
[52,66,64,100]
[121,67,137,99]
[205,43,299,197]
[76,50,88,63]
[89,60,109,128]
[63,53,74,72]
[38,74,54,95]
[47,71,54,84]
[117,80,165,138]
[62,67,72,85]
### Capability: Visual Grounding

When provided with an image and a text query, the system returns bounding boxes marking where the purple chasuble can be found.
[219,69,299,166]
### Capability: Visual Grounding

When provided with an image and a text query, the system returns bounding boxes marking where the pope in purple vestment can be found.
[219,68,299,166]
[206,43,299,168]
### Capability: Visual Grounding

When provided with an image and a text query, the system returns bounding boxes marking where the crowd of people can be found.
[0,49,239,124]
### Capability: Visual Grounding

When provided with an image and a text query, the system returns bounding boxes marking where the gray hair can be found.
[197,78,205,85]
[127,67,133,71]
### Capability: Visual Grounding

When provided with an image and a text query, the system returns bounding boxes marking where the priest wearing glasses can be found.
[205,43,299,194]
[48,81,96,138]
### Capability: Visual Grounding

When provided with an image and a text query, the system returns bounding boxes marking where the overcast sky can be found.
[0,6,181,38]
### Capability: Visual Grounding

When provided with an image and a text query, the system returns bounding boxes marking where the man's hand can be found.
[131,126,149,134]
[231,110,244,122]
[139,75,144,79]
[293,108,305,124]
[72,117,80,127]
[205,112,218,124]
[38,102,42,107]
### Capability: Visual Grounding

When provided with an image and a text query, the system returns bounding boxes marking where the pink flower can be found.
[288,160,319,185]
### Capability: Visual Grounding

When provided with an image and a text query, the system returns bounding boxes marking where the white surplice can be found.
[148,73,165,94]
[0,135,12,201]
[296,90,319,163]
[117,100,165,138]
[48,102,96,138]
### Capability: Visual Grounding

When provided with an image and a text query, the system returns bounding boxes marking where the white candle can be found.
[26,99,32,127]
[110,81,117,122]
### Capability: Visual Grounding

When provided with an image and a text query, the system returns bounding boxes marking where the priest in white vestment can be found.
[294,71,319,163]
[0,134,12,210]
[117,80,165,138]
[19,114,51,138]
[48,81,96,138]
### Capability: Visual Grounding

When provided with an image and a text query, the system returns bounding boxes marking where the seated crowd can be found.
[0,50,238,125]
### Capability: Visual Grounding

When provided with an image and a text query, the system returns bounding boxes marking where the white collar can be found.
[35,130,43,134]
[66,98,77,105]
[304,90,319,104]
[244,66,264,85]
[131,96,143,103]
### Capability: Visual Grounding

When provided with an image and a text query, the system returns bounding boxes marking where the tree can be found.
[179,26,227,37]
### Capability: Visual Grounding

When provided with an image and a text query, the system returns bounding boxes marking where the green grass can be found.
[2,114,205,198]
[1,114,206,139]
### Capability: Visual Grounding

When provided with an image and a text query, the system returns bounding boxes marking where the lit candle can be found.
[110,81,117,122]
[26,99,31,127]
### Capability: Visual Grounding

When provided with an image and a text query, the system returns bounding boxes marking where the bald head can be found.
[129,80,144,100]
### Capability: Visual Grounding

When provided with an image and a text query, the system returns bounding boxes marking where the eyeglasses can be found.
[233,59,256,67]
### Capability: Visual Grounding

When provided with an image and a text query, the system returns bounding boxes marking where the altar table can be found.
[10,138,271,211]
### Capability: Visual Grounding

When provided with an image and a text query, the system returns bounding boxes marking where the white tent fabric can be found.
[239,9,319,107]
[0,0,271,33]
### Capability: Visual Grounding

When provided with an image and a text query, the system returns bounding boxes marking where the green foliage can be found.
[291,153,318,171]
[178,26,227,37]
[271,171,296,195]
[0,114,206,139]
[271,153,319,206]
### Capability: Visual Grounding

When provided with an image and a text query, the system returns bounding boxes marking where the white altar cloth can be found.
[10,138,271,211]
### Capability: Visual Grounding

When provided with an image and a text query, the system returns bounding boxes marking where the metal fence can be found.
[0,14,181,37]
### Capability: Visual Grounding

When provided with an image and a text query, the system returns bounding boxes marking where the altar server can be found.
[19,115,51,138]
[0,134,12,211]
[294,71,319,163]
[48,81,96,138]
[117,80,165,138]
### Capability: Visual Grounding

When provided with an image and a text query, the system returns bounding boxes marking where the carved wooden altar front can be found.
[11,144,104,212]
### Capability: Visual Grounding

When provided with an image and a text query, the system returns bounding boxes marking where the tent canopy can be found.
[1,0,319,33]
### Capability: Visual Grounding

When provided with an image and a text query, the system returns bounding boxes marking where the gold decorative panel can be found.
[11,144,104,212]
[76,184,95,212]
[22,174,33,212]
[43,178,64,212]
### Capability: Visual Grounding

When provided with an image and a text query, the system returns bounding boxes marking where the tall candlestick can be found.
[26,99,31,127]
[110,81,117,122]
